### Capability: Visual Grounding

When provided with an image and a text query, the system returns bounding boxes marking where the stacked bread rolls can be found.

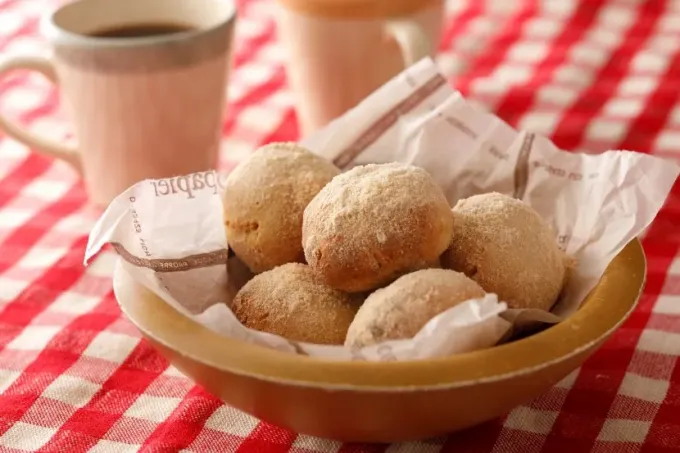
[223,142,570,347]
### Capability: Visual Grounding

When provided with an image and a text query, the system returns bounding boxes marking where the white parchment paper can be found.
[85,58,679,361]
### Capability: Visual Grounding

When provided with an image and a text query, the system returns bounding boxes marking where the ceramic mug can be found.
[0,0,236,206]
[275,0,444,136]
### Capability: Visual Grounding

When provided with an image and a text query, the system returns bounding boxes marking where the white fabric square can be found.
[163,365,186,377]
[503,406,558,434]
[585,118,627,142]
[437,53,467,78]
[598,418,650,442]
[524,18,560,40]
[4,36,45,54]
[653,295,680,315]
[543,1,576,18]
[0,140,27,160]
[648,35,680,54]
[659,13,680,33]
[599,5,635,29]
[0,12,23,36]
[52,214,95,236]
[668,105,680,125]
[619,372,669,403]
[0,208,34,229]
[492,65,532,85]
[570,44,608,66]
[267,90,295,109]
[537,84,579,107]
[222,139,257,164]
[0,422,56,451]
[655,130,680,152]
[467,17,495,36]
[0,369,20,393]
[554,64,593,87]
[602,98,645,118]
[517,112,561,136]
[205,405,259,436]
[0,87,46,114]
[125,394,182,423]
[631,52,669,74]
[618,76,657,97]
[17,247,68,269]
[235,17,267,40]
[638,329,680,356]
[455,35,481,54]
[50,292,101,315]
[22,179,71,202]
[508,41,549,63]
[587,27,624,49]
[292,435,342,452]
[237,105,285,133]
[42,375,100,408]
[6,326,61,351]
[256,43,286,65]
[669,258,680,275]
[0,277,27,303]
[83,332,139,363]
[235,61,277,88]
[89,439,141,453]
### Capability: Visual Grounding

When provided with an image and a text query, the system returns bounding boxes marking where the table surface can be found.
[1,0,679,451]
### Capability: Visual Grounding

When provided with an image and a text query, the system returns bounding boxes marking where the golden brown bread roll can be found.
[441,192,568,311]
[302,162,454,293]
[232,263,361,345]
[223,142,339,273]
[345,269,485,348]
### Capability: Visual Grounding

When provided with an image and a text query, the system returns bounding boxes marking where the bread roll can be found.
[303,163,453,293]
[441,192,568,310]
[223,142,339,273]
[232,263,360,345]
[345,269,485,348]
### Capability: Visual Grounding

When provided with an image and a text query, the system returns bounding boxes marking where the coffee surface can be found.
[89,23,194,38]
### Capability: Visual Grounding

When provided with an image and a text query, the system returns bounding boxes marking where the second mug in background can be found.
[275,0,444,136]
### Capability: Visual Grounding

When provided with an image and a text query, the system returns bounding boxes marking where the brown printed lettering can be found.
[152,171,229,199]
[168,177,178,194]
[157,180,170,195]
[192,172,206,190]
[176,175,194,199]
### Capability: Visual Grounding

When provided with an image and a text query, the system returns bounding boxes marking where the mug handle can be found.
[0,55,81,173]
[384,19,434,66]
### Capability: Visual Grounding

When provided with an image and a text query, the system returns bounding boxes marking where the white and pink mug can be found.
[0,0,236,206]
[275,0,444,136]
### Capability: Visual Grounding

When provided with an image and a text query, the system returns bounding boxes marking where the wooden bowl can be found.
[113,239,646,443]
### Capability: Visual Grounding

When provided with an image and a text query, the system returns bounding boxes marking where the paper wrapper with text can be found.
[86,58,679,361]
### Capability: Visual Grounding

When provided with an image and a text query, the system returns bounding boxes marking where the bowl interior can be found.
[113,239,646,390]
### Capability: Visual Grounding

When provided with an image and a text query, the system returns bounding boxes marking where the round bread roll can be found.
[345,269,485,348]
[223,142,339,273]
[441,192,568,311]
[303,163,453,293]
[232,263,360,345]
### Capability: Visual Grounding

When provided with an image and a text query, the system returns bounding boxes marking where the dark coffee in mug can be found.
[89,23,194,38]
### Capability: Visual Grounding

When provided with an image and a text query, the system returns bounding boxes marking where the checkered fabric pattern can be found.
[0,0,679,451]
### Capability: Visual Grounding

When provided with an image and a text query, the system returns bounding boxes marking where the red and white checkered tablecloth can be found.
[0,0,679,451]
